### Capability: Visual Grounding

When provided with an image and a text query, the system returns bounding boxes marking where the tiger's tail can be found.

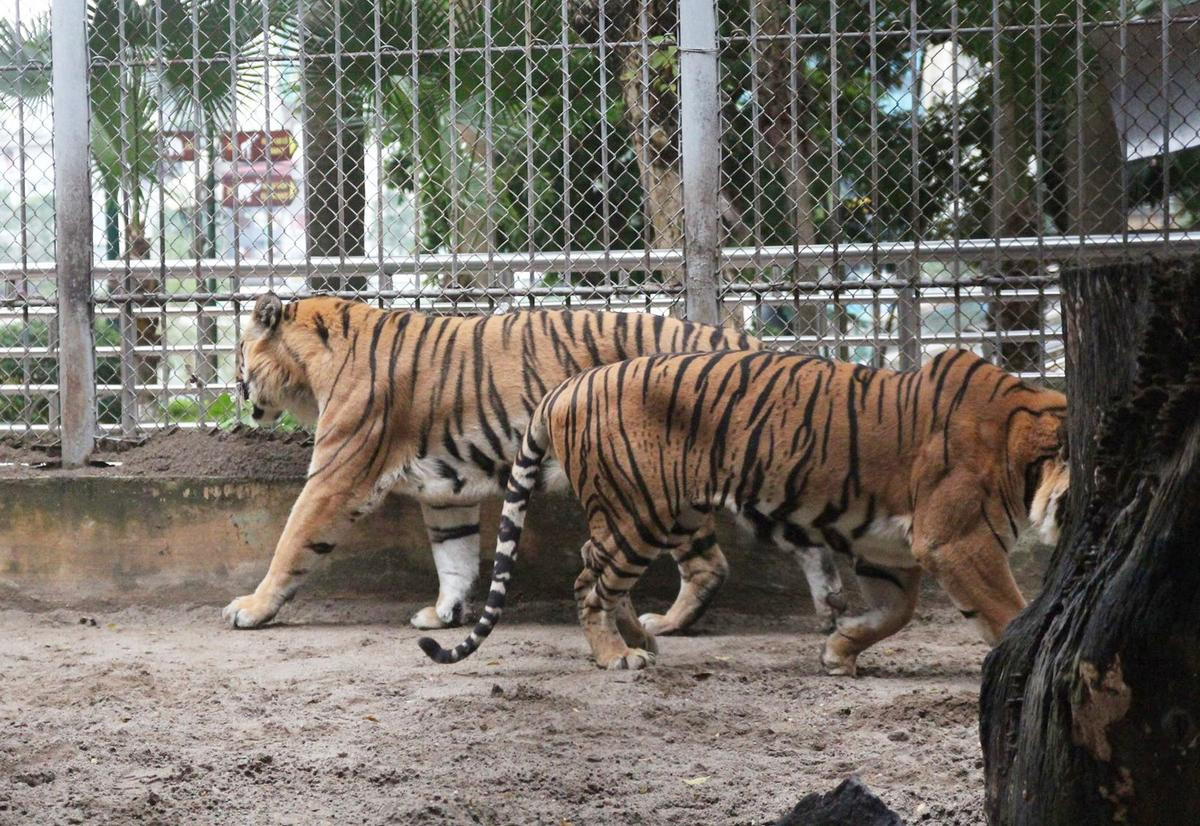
[417,407,551,665]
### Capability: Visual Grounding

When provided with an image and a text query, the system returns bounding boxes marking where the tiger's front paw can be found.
[409,602,465,630]
[222,593,280,629]
[600,648,657,671]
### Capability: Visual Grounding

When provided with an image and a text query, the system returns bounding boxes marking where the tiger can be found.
[222,294,846,634]
[418,347,1070,675]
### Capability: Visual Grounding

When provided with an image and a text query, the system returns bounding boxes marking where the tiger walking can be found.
[224,295,845,633]
[419,348,1069,675]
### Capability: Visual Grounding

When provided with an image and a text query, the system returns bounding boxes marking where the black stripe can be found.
[429,524,480,543]
[854,560,904,589]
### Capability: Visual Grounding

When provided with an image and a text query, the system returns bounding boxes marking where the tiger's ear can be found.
[252,293,283,333]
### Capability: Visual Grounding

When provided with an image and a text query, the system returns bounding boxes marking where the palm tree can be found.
[0,0,287,427]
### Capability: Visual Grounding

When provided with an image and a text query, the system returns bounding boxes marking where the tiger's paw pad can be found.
[409,604,465,630]
[603,648,657,671]
[222,594,279,630]
[637,613,679,637]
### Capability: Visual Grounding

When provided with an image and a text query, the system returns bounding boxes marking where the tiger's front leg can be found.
[410,502,482,630]
[222,479,368,629]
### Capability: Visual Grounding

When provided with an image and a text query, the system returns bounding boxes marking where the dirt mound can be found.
[0,427,312,480]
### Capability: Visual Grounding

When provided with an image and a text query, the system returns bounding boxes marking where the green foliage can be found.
[0,320,54,425]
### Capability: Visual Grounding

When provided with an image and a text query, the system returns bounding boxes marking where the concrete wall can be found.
[0,476,1049,611]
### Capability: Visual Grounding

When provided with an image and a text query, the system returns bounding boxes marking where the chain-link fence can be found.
[2,0,1199,447]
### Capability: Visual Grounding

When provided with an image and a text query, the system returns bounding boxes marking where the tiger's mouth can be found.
[1029,460,1070,545]
[250,403,281,424]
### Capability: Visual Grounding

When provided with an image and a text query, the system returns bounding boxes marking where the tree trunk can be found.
[754,1,821,352]
[619,42,684,284]
[988,90,1041,375]
[303,50,367,293]
[1062,64,1125,237]
[441,122,494,292]
[980,261,1200,825]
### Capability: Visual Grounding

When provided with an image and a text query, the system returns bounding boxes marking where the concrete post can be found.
[679,0,720,325]
[52,0,97,466]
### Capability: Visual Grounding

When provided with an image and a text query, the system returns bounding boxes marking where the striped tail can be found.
[417,412,550,665]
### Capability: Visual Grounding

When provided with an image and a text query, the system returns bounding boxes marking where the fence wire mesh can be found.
[0,0,1198,438]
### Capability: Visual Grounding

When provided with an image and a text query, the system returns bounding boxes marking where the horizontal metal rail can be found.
[0,234,1192,291]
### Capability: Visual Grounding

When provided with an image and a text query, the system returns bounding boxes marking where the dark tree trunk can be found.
[981,261,1200,825]
[303,54,368,294]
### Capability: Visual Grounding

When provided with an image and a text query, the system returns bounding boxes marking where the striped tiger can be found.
[419,348,1069,675]
[222,295,846,632]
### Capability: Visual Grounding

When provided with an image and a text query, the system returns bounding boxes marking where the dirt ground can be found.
[0,429,311,480]
[0,596,990,825]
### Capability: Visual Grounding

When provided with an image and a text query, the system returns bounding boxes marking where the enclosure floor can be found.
[0,599,986,825]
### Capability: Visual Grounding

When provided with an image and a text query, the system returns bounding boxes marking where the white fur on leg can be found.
[794,546,845,630]
[411,502,482,629]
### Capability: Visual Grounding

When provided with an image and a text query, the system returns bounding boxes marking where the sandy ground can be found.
[0,597,989,825]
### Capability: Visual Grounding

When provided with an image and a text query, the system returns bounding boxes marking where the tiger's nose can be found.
[252,405,265,420]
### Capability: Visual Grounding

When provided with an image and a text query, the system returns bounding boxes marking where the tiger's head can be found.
[237,293,320,428]
[1029,426,1070,545]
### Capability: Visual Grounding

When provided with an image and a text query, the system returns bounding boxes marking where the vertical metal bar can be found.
[597,0,613,296]
[16,0,32,428]
[154,0,169,426]
[409,0,422,295]
[559,0,573,293]
[679,0,720,324]
[748,0,764,248]
[52,0,97,465]
[483,0,500,293]
[1160,0,1170,240]
[117,0,137,436]
[950,0,961,279]
[448,1,461,294]
[987,0,1003,364]
[261,0,277,271]
[523,0,535,281]
[638,0,652,281]
[297,0,314,285]
[192,0,209,425]
[897,0,921,370]
[1118,0,1128,247]
[372,0,386,299]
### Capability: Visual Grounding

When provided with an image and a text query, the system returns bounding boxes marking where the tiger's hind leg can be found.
[794,546,847,633]
[638,519,728,636]
[820,561,922,677]
[576,539,660,670]
[615,596,658,656]
[410,502,482,630]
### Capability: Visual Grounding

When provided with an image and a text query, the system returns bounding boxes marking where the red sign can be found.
[221,130,297,163]
[162,131,196,162]
[221,169,299,208]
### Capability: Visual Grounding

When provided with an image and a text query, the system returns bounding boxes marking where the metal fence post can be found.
[52,0,97,465]
[679,0,720,325]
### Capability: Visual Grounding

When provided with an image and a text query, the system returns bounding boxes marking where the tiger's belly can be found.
[384,450,567,507]
[741,497,917,569]
[843,514,917,569]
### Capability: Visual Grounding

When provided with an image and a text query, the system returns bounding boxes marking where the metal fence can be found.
[2,0,1199,455]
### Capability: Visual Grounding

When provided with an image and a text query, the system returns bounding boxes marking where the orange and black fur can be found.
[420,348,1069,674]
[224,295,844,632]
